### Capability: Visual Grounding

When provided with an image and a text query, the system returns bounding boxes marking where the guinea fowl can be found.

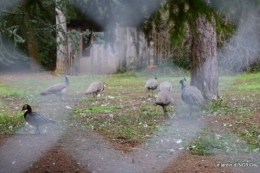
[180,79,205,115]
[86,81,105,98]
[145,76,158,96]
[159,81,172,92]
[22,104,55,135]
[154,89,173,115]
[40,76,69,100]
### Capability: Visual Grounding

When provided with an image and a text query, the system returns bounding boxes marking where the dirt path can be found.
[0,126,233,173]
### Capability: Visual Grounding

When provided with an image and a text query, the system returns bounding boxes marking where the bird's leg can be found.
[189,105,193,116]
[147,90,150,98]
[162,106,166,114]
[163,106,169,117]
[35,126,40,135]
[58,94,64,101]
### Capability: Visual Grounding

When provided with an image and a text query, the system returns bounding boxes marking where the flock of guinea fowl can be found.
[21,76,205,135]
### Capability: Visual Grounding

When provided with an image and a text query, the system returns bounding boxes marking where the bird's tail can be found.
[40,91,49,96]
[86,91,94,95]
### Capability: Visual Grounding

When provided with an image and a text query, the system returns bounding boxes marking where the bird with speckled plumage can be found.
[40,76,69,100]
[154,88,173,115]
[180,79,205,115]
[145,76,158,97]
[86,81,105,98]
[159,81,172,92]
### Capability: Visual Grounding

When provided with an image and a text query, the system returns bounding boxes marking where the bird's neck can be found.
[27,107,32,113]
[24,111,29,119]
[181,84,185,90]
[65,78,69,86]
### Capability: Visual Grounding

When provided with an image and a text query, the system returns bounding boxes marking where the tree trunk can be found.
[55,0,67,74]
[21,1,40,71]
[190,14,218,100]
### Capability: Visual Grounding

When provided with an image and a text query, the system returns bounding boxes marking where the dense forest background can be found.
[0,0,260,73]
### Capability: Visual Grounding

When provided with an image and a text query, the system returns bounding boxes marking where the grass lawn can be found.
[0,71,259,159]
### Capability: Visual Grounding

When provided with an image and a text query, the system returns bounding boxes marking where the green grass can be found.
[0,83,27,98]
[223,73,260,151]
[0,109,24,134]
[0,82,30,134]
[229,72,260,91]
[72,100,164,144]
[199,73,260,155]
[190,129,250,156]
[0,71,259,156]
[205,99,252,116]
[73,105,123,114]
[63,74,169,144]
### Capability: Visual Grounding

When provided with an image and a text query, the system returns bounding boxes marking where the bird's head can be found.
[102,82,106,91]
[180,78,186,90]
[22,104,31,112]
[65,76,69,86]
[180,78,186,84]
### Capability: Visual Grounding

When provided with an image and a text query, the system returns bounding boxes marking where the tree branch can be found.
[1,10,25,15]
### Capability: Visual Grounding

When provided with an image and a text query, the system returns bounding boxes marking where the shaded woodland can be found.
[1,0,259,73]
[1,0,260,99]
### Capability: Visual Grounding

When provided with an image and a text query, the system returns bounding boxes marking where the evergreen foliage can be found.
[1,0,259,72]
[0,0,56,67]
[0,21,27,65]
[0,0,85,69]
[157,0,234,46]
[142,0,260,71]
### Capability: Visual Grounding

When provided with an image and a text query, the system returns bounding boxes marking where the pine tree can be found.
[158,0,234,100]
[55,0,67,74]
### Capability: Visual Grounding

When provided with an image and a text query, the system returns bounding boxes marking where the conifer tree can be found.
[161,0,259,99]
